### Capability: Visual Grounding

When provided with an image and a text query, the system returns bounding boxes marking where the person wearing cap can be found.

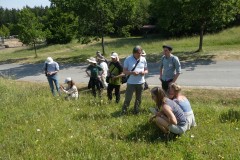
[60,77,79,100]
[43,57,60,96]
[107,52,124,103]
[122,45,148,114]
[86,57,104,97]
[98,57,109,89]
[159,45,181,92]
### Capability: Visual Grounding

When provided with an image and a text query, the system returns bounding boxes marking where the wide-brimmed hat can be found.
[87,57,97,63]
[162,45,173,51]
[64,77,72,83]
[111,52,118,59]
[141,50,146,56]
[45,57,53,64]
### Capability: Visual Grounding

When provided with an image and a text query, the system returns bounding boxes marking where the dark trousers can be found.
[161,79,173,92]
[107,84,121,103]
[88,77,103,97]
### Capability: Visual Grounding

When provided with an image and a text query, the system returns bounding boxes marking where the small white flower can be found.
[236,128,239,130]
[190,135,195,138]
[37,129,41,132]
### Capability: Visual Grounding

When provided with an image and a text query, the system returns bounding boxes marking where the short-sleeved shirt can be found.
[43,61,59,73]
[124,55,148,84]
[86,65,103,78]
[108,61,123,85]
[159,54,181,81]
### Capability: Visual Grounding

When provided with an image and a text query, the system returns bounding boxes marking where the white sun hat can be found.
[111,52,118,59]
[87,57,97,63]
[45,57,54,64]
[141,50,146,56]
[64,77,72,83]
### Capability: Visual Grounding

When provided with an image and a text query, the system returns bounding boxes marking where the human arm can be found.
[161,104,177,125]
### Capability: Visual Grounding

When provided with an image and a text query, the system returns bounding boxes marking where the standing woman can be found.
[168,83,196,129]
[86,57,103,97]
[60,77,79,100]
[43,57,60,96]
[150,87,188,135]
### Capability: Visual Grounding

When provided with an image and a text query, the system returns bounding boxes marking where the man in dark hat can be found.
[159,45,181,92]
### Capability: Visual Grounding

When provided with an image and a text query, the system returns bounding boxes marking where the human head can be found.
[45,57,53,64]
[169,83,181,99]
[133,45,142,59]
[151,87,167,108]
[87,57,97,65]
[162,45,172,57]
[64,77,72,84]
[111,52,119,62]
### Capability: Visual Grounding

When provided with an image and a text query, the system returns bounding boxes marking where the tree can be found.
[17,8,46,57]
[0,25,10,44]
[43,7,76,44]
[150,0,240,52]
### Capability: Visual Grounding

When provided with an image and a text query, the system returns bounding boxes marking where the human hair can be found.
[132,45,142,54]
[169,83,181,95]
[69,80,75,88]
[151,87,167,108]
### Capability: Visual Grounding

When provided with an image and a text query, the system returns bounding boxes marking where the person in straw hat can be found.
[85,57,104,97]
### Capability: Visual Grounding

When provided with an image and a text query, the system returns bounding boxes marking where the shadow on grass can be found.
[110,122,178,143]
[219,109,240,123]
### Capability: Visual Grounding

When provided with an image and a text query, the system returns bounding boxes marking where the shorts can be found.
[168,123,188,135]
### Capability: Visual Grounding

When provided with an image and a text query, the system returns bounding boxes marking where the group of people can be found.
[43,44,196,136]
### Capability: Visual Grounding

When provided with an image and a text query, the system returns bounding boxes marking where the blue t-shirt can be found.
[123,55,148,84]
[173,98,192,113]
[165,98,186,126]
[159,54,181,81]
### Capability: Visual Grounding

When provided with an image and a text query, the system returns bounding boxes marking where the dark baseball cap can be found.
[162,45,173,51]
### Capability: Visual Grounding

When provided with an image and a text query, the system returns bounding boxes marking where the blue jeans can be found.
[47,74,60,96]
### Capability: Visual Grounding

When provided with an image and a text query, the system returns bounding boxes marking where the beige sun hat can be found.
[45,57,54,64]
[87,57,97,63]
[141,50,146,56]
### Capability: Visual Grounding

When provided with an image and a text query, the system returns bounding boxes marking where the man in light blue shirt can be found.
[159,45,181,92]
[122,45,148,114]
[43,57,60,96]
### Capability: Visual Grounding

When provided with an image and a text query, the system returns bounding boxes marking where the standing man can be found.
[159,45,181,92]
[107,52,124,103]
[122,45,148,114]
[43,57,60,96]
[99,57,109,89]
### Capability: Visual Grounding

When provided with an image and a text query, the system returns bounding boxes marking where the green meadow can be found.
[0,79,240,159]
[0,26,240,159]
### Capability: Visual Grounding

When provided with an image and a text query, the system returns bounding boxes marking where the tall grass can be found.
[1,26,240,64]
[0,78,240,159]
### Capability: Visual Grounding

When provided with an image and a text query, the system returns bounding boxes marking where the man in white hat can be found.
[43,57,60,96]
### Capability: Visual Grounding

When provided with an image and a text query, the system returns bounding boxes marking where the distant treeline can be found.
[0,0,240,47]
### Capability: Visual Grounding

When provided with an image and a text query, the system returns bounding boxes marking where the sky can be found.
[0,0,51,9]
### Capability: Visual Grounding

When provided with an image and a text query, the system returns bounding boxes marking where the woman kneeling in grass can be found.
[149,87,188,135]
[168,83,197,130]
[60,77,79,100]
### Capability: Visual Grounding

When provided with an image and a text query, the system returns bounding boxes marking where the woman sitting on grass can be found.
[60,77,78,100]
[168,83,197,129]
[149,87,188,135]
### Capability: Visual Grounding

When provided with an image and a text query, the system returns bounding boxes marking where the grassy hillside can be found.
[0,26,240,64]
[0,78,240,159]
